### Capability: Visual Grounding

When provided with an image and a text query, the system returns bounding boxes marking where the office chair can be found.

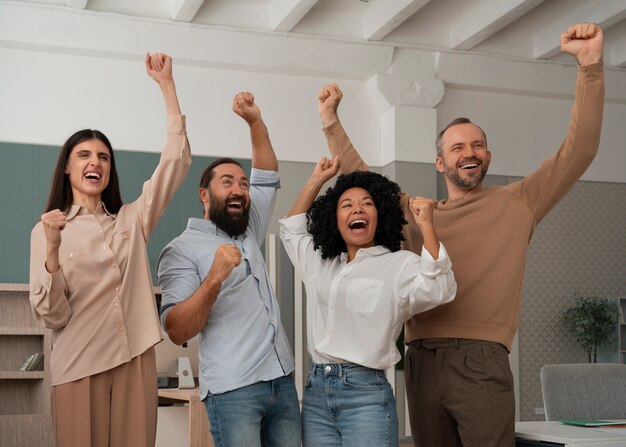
[540,363,626,421]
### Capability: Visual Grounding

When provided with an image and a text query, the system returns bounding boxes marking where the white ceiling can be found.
[6,0,626,69]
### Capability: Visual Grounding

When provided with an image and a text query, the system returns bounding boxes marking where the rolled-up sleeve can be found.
[396,243,457,316]
[29,225,72,329]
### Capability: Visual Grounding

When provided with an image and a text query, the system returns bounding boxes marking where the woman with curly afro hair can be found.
[279,156,457,447]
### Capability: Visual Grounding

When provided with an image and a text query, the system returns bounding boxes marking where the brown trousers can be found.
[51,347,157,447]
[404,339,515,447]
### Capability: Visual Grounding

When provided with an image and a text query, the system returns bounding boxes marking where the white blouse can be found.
[279,213,457,370]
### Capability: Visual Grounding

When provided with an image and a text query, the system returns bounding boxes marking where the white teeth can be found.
[85,172,101,179]
[461,163,478,169]
[349,219,367,229]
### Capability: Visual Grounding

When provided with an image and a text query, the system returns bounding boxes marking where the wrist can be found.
[576,50,603,66]
[320,111,338,128]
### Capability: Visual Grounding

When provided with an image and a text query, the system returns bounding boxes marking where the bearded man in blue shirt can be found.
[157,91,300,447]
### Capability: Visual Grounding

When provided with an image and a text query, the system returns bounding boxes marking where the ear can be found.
[435,156,445,173]
[199,188,209,204]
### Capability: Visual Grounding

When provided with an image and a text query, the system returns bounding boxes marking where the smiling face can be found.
[436,122,491,200]
[200,162,251,236]
[64,138,111,210]
[336,186,378,261]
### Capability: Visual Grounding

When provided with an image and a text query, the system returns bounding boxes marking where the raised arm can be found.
[318,83,369,174]
[233,92,278,171]
[287,156,340,217]
[519,24,604,222]
[161,244,242,345]
[145,52,181,116]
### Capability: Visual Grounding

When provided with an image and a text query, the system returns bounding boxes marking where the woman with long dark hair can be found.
[280,157,456,446]
[29,52,191,446]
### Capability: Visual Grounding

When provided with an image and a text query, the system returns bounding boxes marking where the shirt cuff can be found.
[251,168,281,188]
[420,242,452,276]
[279,213,308,235]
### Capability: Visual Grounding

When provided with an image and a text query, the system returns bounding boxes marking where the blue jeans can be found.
[203,374,301,447]
[302,363,398,447]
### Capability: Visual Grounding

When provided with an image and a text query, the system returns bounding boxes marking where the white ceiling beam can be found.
[363,0,430,41]
[450,0,544,50]
[0,1,393,80]
[269,0,319,32]
[609,42,626,68]
[534,0,626,59]
[170,0,205,22]
[66,0,87,9]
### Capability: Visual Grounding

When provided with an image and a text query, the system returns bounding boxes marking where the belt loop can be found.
[455,338,460,348]
[337,363,343,377]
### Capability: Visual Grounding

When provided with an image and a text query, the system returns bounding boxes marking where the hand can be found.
[208,244,242,284]
[409,196,435,228]
[318,83,343,127]
[560,23,603,66]
[41,209,66,249]
[311,156,340,185]
[233,91,261,126]
[145,52,174,83]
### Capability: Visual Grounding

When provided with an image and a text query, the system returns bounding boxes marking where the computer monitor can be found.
[154,330,200,381]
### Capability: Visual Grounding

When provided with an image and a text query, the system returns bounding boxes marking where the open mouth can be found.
[226,198,245,211]
[348,219,368,230]
[84,172,101,181]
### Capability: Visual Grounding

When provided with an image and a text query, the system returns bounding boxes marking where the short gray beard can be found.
[443,159,489,191]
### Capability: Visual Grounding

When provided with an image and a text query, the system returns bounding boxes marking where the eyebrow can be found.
[339,195,373,205]
[219,174,249,182]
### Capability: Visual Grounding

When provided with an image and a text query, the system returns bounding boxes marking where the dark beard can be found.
[444,158,488,191]
[209,193,250,237]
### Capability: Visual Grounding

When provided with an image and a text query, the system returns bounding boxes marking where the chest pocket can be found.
[346,278,384,314]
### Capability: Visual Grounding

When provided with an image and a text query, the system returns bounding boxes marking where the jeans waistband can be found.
[408,338,486,350]
[310,362,381,377]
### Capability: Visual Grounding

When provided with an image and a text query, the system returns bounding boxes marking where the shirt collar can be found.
[65,202,116,221]
[340,245,390,263]
[187,217,245,240]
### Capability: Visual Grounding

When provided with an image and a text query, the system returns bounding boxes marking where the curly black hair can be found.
[307,170,407,259]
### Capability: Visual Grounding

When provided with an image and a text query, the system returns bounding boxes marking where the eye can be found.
[222,179,232,186]
[99,154,110,161]
[240,182,250,190]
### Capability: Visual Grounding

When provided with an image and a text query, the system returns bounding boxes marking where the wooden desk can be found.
[516,421,626,446]
[158,387,213,447]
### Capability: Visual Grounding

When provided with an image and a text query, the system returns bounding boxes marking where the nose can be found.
[231,182,243,195]
[460,144,476,157]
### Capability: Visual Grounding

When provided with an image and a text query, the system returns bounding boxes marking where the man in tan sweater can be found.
[317,23,604,447]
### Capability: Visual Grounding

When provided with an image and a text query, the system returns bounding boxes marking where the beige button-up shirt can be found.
[29,115,191,386]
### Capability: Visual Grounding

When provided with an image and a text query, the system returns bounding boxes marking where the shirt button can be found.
[115,286,120,292]
[112,263,117,268]
[113,302,119,307]
[325,365,331,373]
[103,244,108,250]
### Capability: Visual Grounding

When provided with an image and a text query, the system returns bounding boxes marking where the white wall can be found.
[0,47,380,165]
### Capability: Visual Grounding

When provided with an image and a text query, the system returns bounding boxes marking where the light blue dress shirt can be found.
[157,168,294,398]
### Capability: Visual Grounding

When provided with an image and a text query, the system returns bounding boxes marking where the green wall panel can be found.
[0,141,250,284]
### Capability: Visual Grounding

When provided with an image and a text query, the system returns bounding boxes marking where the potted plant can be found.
[562,291,618,363]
